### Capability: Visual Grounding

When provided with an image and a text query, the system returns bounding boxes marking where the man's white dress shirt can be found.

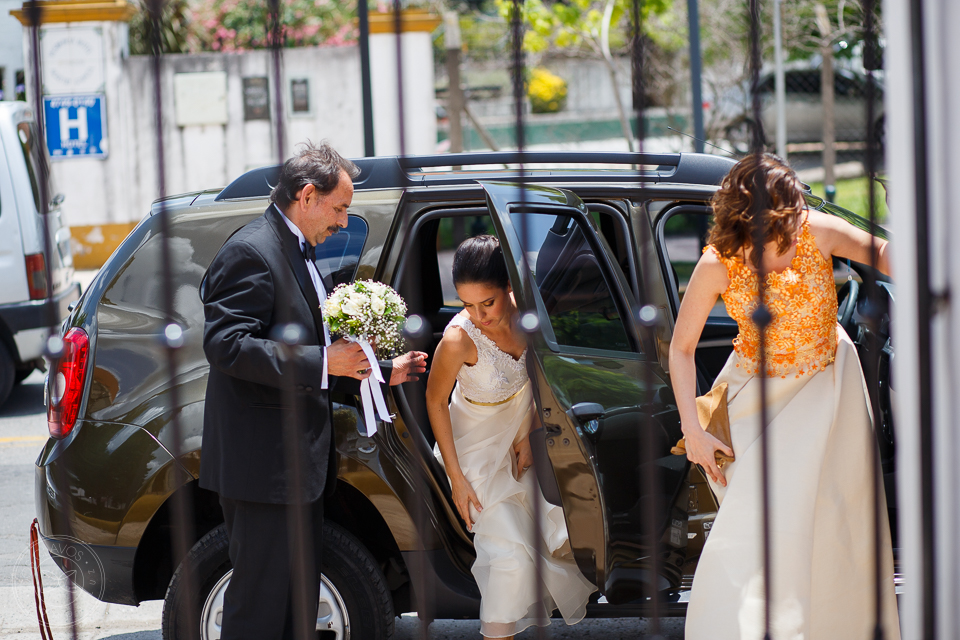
[277,204,331,389]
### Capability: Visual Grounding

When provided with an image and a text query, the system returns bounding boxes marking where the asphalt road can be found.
[0,369,683,639]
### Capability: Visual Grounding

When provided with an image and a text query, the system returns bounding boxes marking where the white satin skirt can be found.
[685,328,901,640]
[435,382,596,638]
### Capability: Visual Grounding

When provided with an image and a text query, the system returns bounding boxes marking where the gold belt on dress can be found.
[460,386,523,406]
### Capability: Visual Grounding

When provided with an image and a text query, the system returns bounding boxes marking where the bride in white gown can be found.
[425,235,595,640]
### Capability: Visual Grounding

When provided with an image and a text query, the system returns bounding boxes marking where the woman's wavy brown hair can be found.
[708,153,806,270]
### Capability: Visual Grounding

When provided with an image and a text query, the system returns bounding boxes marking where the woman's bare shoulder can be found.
[804,208,868,253]
[436,323,478,362]
[805,208,855,235]
[697,245,731,277]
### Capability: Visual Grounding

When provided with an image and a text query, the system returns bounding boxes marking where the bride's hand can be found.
[683,426,733,487]
[514,437,533,480]
[451,475,483,531]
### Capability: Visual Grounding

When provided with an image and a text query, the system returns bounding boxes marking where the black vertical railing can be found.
[631,0,664,634]
[861,1,887,639]
[146,1,201,639]
[387,5,433,640]
[24,2,80,639]
[908,0,937,636]
[507,2,549,638]
[745,2,775,640]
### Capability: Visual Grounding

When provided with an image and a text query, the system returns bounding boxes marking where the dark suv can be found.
[36,152,896,639]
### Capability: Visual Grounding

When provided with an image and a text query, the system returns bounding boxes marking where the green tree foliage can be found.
[128,0,193,55]
[494,0,671,57]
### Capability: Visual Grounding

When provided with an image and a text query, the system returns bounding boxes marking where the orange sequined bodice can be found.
[707,219,838,378]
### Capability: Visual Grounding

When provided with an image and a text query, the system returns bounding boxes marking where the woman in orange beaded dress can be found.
[670,154,900,639]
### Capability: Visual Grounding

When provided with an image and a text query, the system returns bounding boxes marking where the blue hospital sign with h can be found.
[43,94,107,159]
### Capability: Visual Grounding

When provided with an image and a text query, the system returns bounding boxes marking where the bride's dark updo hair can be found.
[452,235,510,290]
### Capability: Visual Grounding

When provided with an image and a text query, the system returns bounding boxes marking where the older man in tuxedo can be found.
[200,141,425,640]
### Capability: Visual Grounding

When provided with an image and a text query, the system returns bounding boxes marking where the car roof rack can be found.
[215,151,735,201]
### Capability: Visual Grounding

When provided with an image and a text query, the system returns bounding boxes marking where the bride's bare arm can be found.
[669,250,734,486]
[426,328,483,529]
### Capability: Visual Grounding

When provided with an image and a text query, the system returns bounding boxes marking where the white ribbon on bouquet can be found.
[348,336,392,437]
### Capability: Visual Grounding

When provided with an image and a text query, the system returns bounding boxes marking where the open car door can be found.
[481,182,689,604]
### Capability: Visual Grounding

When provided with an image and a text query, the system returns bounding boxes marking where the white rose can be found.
[370,295,386,315]
[341,296,363,317]
[369,281,388,296]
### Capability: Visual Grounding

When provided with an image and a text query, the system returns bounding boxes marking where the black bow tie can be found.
[301,242,317,262]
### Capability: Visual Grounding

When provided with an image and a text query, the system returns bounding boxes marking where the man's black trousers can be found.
[219,496,324,640]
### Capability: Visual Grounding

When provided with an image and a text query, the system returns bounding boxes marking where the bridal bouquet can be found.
[324,280,407,358]
[323,280,408,437]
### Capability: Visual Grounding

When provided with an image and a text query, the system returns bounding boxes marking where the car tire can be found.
[162,521,395,640]
[14,366,34,386]
[0,342,14,406]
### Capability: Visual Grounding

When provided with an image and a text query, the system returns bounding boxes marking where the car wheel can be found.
[162,521,394,640]
[0,342,14,406]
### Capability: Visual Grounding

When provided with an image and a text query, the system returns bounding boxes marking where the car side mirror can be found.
[568,402,605,437]
[569,402,605,422]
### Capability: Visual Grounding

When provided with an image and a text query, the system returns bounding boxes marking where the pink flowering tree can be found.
[193,0,358,51]
[129,0,361,54]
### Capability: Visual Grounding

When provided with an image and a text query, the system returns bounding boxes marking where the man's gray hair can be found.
[270,140,360,209]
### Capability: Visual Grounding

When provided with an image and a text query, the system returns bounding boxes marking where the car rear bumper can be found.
[34,453,139,605]
[0,281,80,334]
[37,529,139,606]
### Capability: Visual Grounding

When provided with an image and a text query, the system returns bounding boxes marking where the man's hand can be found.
[326,339,372,380]
[514,436,534,480]
[390,351,428,386]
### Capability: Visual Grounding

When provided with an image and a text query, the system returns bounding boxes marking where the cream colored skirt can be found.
[435,382,596,638]
[685,327,900,640]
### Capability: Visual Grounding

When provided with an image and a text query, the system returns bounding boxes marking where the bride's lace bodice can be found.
[446,315,528,404]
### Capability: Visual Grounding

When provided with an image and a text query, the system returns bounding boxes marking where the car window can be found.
[314,214,368,287]
[661,209,731,319]
[437,215,496,307]
[16,121,43,210]
[511,211,633,353]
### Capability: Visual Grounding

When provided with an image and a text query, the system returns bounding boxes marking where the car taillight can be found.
[47,328,89,439]
[24,253,48,300]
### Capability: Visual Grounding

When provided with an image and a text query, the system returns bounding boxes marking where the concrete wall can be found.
[370,30,439,156]
[22,28,436,267]
[114,46,366,224]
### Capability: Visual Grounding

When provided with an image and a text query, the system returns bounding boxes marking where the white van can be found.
[0,101,80,405]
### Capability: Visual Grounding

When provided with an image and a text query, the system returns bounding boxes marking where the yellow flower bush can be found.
[528,67,568,114]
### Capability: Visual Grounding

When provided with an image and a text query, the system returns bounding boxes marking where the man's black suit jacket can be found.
[199,205,391,504]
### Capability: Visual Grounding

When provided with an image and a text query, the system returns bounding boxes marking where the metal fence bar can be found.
[508,2,548,638]
[264,4,320,640]
[907,0,937,635]
[631,0,665,634]
[745,2,774,640]
[24,2,80,638]
[387,5,433,639]
[145,1,200,639]
[860,3,887,639]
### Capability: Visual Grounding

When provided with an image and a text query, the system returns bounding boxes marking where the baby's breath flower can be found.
[323,280,408,358]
